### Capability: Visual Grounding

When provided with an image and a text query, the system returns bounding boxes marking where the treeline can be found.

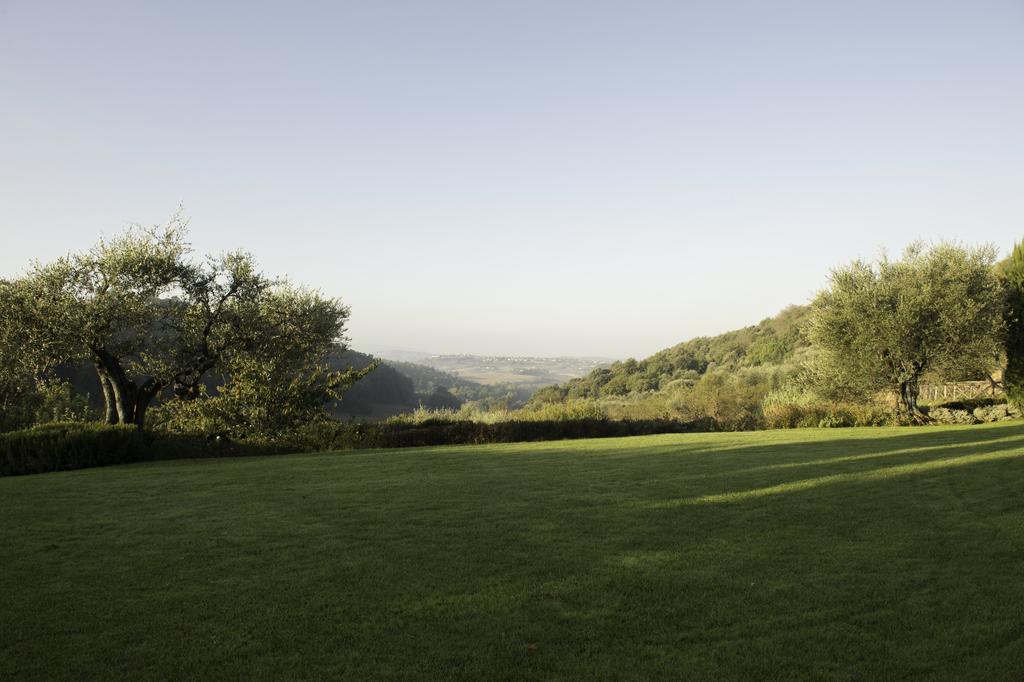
[528,241,1019,430]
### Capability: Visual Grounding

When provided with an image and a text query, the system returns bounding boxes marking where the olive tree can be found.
[807,242,1005,419]
[0,215,362,431]
[154,288,374,438]
[0,315,40,431]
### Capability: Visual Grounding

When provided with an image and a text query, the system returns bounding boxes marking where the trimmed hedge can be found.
[133,418,706,463]
[0,422,143,476]
[293,417,703,451]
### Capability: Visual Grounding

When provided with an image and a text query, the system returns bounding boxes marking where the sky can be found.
[1,1,1023,359]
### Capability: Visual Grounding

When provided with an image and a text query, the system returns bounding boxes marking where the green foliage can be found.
[761,386,894,429]
[31,380,99,425]
[590,366,795,431]
[808,242,1005,417]
[0,282,47,432]
[1,215,356,432]
[0,375,40,433]
[0,373,97,433]
[746,334,791,366]
[151,353,370,441]
[663,369,780,431]
[328,350,419,418]
[1002,240,1024,406]
[419,386,462,410]
[0,422,141,476]
[532,305,809,405]
[285,413,696,451]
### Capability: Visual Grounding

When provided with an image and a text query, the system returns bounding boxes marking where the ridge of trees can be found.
[530,305,809,404]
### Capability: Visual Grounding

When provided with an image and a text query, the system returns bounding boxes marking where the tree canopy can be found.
[0,216,363,431]
[807,242,1005,418]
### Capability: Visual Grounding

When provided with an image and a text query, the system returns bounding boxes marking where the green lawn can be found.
[4,423,1024,680]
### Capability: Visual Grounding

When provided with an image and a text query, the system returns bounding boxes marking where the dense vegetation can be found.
[4,423,1024,678]
[3,231,1023,470]
[0,422,141,476]
[808,242,1004,418]
[527,242,1011,431]
[531,304,809,403]
[1001,241,1024,406]
[326,350,418,418]
[0,217,369,435]
[29,349,527,423]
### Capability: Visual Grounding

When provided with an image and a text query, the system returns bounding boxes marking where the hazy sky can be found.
[2,1,1022,358]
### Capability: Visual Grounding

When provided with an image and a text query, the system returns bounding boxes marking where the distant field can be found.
[4,423,1024,679]
[421,354,611,387]
[448,369,561,386]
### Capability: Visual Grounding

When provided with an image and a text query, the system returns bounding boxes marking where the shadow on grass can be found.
[512,421,1024,468]
[648,437,1024,507]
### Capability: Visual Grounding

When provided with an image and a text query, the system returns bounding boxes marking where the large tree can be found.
[807,242,1005,419]
[1000,240,1024,406]
[0,215,361,431]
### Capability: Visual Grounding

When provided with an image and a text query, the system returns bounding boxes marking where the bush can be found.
[0,422,142,476]
[971,403,1020,423]
[926,407,979,425]
[762,387,894,429]
[32,380,98,425]
[0,378,96,434]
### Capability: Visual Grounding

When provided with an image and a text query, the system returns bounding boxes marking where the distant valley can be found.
[329,351,613,419]
[406,354,614,387]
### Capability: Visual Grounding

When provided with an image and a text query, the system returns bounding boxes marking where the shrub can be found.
[32,380,98,425]
[0,378,96,434]
[971,403,1020,423]
[762,387,894,429]
[0,422,142,476]
[658,369,787,431]
[926,407,979,425]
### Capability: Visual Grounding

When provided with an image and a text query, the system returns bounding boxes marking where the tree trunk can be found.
[132,379,162,432]
[91,349,161,431]
[96,367,118,425]
[899,375,926,422]
[106,369,135,424]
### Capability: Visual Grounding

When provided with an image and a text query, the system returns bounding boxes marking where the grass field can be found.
[4,423,1024,680]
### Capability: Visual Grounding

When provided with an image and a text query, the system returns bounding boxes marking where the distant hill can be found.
[327,350,419,419]
[531,305,810,403]
[330,352,537,418]
[386,360,536,409]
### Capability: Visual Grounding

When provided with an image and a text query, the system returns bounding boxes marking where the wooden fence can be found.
[918,380,1001,402]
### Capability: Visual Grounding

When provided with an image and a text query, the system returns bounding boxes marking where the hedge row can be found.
[0,422,143,476]
[1,418,705,475]
[298,417,704,451]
